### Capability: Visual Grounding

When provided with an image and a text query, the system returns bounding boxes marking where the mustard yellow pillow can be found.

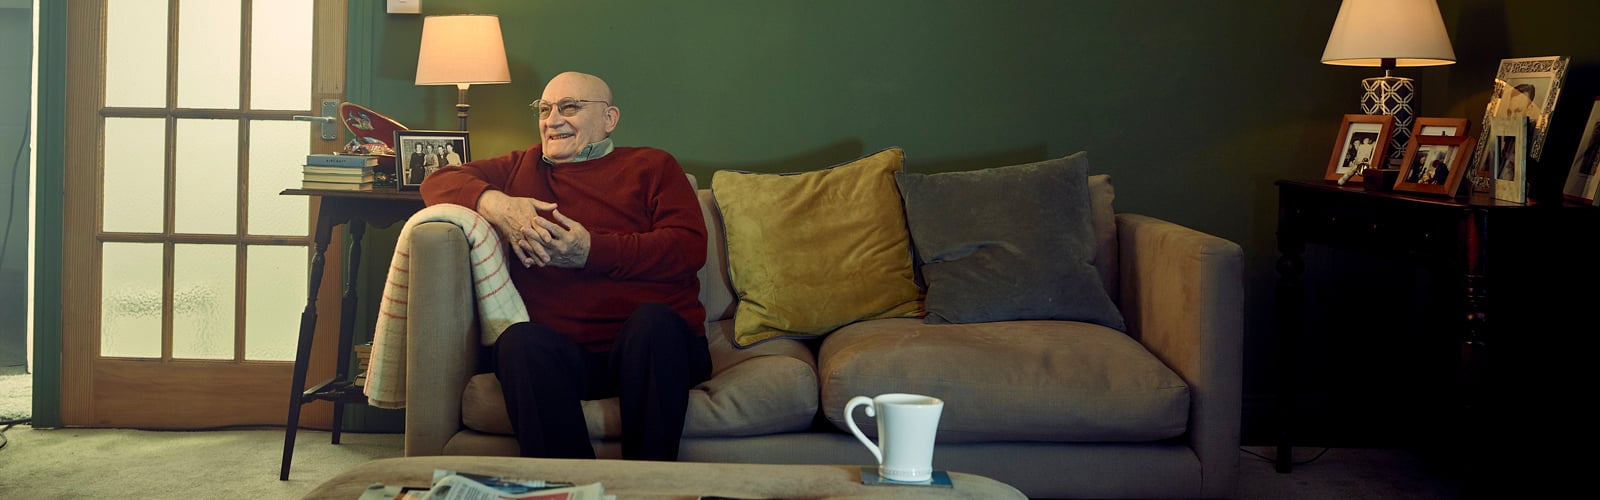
[711,147,923,347]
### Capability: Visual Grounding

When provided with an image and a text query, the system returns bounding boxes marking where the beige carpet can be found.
[0,365,29,422]
[0,425,403,498]
[0,423,1462,500]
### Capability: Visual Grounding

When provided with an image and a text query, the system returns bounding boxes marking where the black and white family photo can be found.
[395,130,471,189]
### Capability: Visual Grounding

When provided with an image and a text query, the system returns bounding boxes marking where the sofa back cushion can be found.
[709,148,923,347]
[895,152,1122,329]
[697,169,1119,323]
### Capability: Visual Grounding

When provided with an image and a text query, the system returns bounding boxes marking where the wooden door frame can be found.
[59,0,348,428]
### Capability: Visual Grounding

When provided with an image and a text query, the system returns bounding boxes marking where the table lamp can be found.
[1322,0,1455,179]
[415,14,512,131]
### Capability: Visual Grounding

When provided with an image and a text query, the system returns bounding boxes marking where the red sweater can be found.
[421,145,708,351]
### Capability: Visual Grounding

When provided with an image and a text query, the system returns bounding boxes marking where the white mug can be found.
[844,393,944,482]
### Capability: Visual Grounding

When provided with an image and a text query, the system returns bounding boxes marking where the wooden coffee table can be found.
[302,456,1025,499]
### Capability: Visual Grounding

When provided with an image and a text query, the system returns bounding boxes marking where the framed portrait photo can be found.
[1562,97,1600,204]
[1469,56,1569,192]
[1410,117,1470,139]
[1325,114,1395,183]
[1395,133,1474,197]
[1487,116,1529,204]
[395,130,471,190]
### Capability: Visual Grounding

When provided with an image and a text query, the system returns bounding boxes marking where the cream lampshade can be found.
[415,14,512,131]
[1322,0,1455,171]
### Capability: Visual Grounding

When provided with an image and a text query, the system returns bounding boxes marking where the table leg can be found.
[281,212,337,481]
[331,221,366,445]
[1457,211,1488,495]
[1274,213,1306,474]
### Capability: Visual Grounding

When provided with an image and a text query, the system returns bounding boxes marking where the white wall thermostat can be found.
[387,0,421,15]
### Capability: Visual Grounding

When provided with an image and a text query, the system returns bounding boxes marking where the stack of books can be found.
[302,153,378,191]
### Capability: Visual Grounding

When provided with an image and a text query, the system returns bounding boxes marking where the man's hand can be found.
[529,209,591,269]
[478,190,557,267]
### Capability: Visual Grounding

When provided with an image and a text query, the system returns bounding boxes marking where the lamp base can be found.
[456,86,471,131]
[1362,75,1415,169]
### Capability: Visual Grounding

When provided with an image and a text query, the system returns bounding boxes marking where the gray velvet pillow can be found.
[895,152,1125,330]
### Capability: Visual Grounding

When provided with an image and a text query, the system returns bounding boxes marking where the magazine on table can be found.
[357,469,610,500]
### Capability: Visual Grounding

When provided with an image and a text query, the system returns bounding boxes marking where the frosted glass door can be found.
[64,0,344,428]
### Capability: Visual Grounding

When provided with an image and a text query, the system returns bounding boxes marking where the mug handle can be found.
[844,396,881,464]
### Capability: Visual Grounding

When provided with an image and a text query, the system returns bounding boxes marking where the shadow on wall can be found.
[679,140,1060,183]
[681,139,866,184]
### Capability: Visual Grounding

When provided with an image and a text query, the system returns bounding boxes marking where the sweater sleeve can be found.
[420,148,531,209]
[583,154,708,282]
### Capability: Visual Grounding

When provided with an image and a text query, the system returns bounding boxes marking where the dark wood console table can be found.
[1273,179,1598,485]
[277,188,424,480]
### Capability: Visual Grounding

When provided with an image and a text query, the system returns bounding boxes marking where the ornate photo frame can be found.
[1325,114,1394,184]
[1468,56,1569,192]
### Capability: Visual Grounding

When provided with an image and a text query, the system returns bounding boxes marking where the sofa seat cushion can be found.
[818,318,1189,443]
[461,319,820,439]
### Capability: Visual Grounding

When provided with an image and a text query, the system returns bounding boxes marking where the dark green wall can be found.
[1,6,32,369]
[339,0,1600,443]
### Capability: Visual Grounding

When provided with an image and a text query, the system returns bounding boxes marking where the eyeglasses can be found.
[530,98,611,119]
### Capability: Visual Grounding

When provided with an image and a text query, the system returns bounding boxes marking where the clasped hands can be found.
[480,190,590,269]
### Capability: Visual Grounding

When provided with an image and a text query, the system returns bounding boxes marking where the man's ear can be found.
[605,106,620,135]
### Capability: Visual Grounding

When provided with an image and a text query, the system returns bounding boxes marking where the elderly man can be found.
[420,71,710,461]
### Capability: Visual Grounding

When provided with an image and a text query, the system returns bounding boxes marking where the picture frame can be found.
[1468,56,1570,192]
[1325,114,1394,184]
[1488,116,1529,204]
[1561,97,1600,204]
[1394,133,1475,197]
[1410,117,1470,139]
[395,130,471,190]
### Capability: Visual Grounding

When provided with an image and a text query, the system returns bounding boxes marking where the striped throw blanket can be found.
[364,203,528,409]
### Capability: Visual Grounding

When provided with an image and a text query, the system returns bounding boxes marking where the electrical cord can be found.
[1,418,31,452]
[1240,445,1331,466]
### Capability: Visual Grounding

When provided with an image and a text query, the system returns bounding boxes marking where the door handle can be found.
[292,99,342,141]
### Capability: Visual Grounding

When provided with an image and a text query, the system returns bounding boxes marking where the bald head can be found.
[544,72,614,104]
[538,72,620,163]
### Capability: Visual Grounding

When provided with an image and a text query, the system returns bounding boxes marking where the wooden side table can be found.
[277,188,424,480]
[1272,179,1579,475]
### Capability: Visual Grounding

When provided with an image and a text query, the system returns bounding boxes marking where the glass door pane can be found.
[172,243,236,360]
[249,0,313,110]
[245,245,307,361]
[248,120,310,236]
[102,117,166,233]
[105,0,169,108]
[176,0,241,109]
[101,242,164,358]
[174,118,239,234]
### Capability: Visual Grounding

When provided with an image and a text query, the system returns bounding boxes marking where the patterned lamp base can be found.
[1362,76,1415,168]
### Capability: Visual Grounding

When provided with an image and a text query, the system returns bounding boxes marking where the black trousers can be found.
[491,302,712,461]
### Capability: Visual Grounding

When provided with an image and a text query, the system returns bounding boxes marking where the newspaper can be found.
[357,469,610,500]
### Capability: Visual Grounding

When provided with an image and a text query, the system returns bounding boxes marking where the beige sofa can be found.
[399,179,1244,499]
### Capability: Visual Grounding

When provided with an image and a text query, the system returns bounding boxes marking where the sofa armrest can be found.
[1116,213,1243,499]
[404,221,481,456]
